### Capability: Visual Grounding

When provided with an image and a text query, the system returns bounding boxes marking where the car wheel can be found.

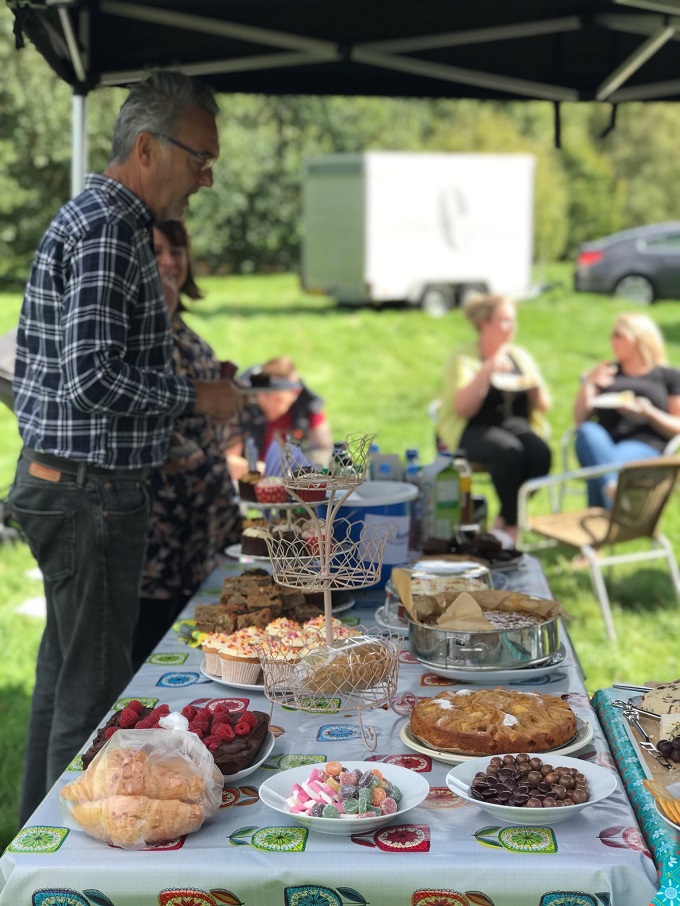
[613,274,655,305]
[420,284,455,317]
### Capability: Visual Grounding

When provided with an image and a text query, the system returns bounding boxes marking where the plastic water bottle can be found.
[404,449,424,552]
[368,443,380,480]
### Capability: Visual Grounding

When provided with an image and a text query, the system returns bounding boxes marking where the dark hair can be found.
[154,220,203,303]
[110,70,219,165]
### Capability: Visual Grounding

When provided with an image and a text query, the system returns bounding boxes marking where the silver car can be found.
[574,222,680,304]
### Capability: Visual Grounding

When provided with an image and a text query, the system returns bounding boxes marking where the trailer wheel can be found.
[456,283,489,307]
[420,284,455,317]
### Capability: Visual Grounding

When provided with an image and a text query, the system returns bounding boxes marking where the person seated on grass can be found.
[227,356,332,479]
[436,293,551,544]
[573,311,680,508]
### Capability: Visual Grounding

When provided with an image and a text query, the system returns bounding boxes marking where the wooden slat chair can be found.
[517,456,680,640]
[557,425,680,509]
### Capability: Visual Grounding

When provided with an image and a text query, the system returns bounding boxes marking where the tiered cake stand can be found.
[257,433,404,749]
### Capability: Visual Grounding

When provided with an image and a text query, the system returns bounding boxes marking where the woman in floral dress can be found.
[133,221,242,667]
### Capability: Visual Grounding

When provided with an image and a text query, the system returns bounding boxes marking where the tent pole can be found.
[71,91,88,198]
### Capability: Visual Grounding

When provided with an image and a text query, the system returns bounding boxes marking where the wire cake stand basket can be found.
[258,433,404,748]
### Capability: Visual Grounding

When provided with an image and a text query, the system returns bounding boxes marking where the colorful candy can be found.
[285,764,403,819]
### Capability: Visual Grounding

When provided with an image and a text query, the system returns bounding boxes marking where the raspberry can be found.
[104,726,118,739]
[240,710,259,730]
[193,719,210,734]
[188,723,205,739]
[211,704,230,720]
[181,705,198,721]
[234,720,250,737]
[118,707,139,729]
[213,722,236,742]
[204,735,221,751]
[127,700,144,713]
[149,704,170,719]
[135,717,157,729]
[197,707,212,721]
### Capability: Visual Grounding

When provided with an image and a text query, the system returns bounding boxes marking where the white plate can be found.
[490,373,537,392]
[225,543,270,562]
[414,644,568,684]
[374,605,409,636]
[222,730,276,783]
[400,716,594,765]
[655,799,680,832]
[592,391,635,409]
[259,760,429,835]
[200,658,264,691]
[446,754,617,825]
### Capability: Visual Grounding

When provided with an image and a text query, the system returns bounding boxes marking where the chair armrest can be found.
[516,460,648,535]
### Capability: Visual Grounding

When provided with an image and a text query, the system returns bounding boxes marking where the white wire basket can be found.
[257,629,404,713]
[279,432,374,496]
[265,516,390,591]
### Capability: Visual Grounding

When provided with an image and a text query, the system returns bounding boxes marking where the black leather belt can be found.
[22,447,150,480]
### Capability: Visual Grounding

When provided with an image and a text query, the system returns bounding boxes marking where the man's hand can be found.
[193,379,244,420]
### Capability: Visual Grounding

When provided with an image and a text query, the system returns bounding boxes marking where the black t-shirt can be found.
[594,364,680,450]
[469,353,531,427]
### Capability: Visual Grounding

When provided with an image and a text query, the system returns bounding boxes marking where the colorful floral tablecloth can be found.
[0,558,660,906]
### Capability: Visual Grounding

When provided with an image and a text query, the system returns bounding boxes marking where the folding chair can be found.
[517,456,680,640]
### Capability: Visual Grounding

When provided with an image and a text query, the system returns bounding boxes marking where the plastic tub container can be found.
[319,480,418,588]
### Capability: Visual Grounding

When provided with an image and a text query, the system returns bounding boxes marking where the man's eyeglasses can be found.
[154,133,217,172]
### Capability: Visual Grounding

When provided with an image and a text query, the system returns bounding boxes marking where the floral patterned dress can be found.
[140,314,242,610]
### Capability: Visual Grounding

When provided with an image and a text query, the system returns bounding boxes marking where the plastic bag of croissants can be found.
[60,726,224,849]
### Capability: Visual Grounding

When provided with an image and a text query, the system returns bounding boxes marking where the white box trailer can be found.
[301,151,535,315]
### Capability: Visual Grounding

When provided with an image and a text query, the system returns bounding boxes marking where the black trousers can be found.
[460,417,551,526]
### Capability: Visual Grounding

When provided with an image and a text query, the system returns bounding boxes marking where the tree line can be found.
[3,15,680,286]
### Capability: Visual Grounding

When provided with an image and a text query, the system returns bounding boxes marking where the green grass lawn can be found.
[2,263,680,849]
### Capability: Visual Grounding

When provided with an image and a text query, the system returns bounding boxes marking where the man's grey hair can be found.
[109,70,219,165]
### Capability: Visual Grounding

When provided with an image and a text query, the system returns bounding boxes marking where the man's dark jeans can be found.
[9,452,150,825]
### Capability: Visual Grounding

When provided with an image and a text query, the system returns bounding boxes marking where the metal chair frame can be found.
[517,456,680,640]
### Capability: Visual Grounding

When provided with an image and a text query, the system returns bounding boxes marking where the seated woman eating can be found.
[437,293,552,543]
[573,312,680,508]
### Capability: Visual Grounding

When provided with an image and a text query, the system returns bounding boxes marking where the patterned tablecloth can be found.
[0,556,660,906]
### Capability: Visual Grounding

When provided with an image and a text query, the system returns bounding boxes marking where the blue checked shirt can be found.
[13,174,196,468]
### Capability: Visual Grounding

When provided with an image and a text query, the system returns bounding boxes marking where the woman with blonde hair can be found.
[573,312,680,507]
[437,293,551,542]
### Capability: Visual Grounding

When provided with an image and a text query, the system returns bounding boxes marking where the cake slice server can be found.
[622,707,672,771]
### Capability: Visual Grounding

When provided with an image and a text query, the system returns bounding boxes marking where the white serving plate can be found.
[592,391,635,409]
[200,658,264,692]
[655,800,680,832]
[225,543,270,562]
[374,605,409,636]
[416,644,568,684]
[446,753,617,825]
[222,730,276,783]
[490,373,537,392]
[400,717,594,766]
[259,760,429,835]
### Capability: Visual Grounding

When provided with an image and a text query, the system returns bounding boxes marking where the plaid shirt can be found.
[13,174,195,468]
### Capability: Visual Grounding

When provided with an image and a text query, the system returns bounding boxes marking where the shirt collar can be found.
[84,173,155,229]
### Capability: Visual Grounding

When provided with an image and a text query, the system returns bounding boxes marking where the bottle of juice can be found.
[454,449,474,525]
[433,453,460,540]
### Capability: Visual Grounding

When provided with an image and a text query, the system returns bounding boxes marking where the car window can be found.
[642,233,680,254]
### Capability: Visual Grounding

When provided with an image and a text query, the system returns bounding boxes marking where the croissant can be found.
[70,794,204,847]
[62,748,205,803]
